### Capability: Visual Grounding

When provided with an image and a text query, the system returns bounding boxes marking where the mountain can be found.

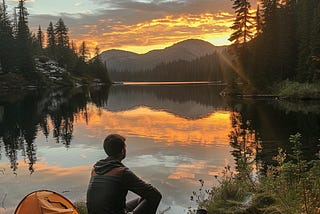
[99,39,226,72]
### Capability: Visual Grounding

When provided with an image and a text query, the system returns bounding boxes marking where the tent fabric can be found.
[15,190,79,214]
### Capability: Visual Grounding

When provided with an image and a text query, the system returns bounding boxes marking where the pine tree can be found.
[229,0,255,46]
[70,40,77,54]
[228,0,256,89]
[296,0,315,81]
[79,41,89,62]
[277,0,297,80]
[90,45,111,83]
[54,18,70,67]
[36,25,44,50]
[54,18,69,48]
[258,0,280,83]
[309,1,320,81]
[0,0,15,73]
[15,0,34,73]
[46,21,55,57]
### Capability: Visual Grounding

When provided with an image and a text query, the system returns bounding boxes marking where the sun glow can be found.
[71,12,235,54]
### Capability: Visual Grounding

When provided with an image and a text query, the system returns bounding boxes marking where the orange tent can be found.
[15,190,79,214]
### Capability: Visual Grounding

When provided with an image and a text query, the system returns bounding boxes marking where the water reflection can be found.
[0,87,109,174]
[108,84,228,119]
[0,84,319,214]
[229,112,262,177]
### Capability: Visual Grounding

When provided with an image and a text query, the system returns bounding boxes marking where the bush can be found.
[276,81,320,100]
[194,133,320,214]
[74,201,88,214]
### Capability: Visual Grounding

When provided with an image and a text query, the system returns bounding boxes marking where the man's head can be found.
[103,134,126,159]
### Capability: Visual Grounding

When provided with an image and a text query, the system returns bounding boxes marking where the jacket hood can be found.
[94,157,125,175]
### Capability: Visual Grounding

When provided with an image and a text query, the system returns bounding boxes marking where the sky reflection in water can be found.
[0,91,235,214]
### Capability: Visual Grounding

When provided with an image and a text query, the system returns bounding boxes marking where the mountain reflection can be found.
[0,84,230,174]
[0,84,319,176]
[107,84,229,119]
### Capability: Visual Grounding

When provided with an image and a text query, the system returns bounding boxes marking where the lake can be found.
[0,84,319,214]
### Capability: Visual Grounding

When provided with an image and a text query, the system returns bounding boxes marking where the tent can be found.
[15,190,79,214]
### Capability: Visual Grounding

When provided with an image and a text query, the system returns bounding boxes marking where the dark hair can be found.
[103,134,126,157]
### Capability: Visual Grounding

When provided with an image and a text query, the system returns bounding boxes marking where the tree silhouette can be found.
[229,0,255,47]
[0,0,15,73]
[36,25,44,50]
[15,0,35,73]
[229,112,262,180]
[46,21,55,57]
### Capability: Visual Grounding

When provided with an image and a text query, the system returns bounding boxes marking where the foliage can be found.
[193,133,320,214]
[230,0,320,91]
[74,201,88,214]
[46,21,55,56]
[110,52,228,82]
[229,0,255,46]
[0,0,15,73]
[276,80,320,100]
[189,167,254,214]
[0,0,111,86]
[15,0,35,73]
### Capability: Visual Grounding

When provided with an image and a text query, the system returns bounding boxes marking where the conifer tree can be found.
[277,0,297,80]
[15,0,34,73]
[228,0,255,89]
[54,18,70,67]
[296,0,319,81]
[0,0,15,73]
[229,0,255,46]
[36,25,44,50]
[70,40,77,54]
[46,21,55,57]
[257,0,279,83]
[309,1,320,81]
[54,18,69,48]
[79,41,89,62]
[89,45,111,83]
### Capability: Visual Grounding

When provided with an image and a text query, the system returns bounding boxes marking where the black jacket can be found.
[86,157,162,214]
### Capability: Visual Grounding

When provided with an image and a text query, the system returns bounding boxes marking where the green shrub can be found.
[276,81,320,100]
[74,201,88,214]
[194,133,320,214]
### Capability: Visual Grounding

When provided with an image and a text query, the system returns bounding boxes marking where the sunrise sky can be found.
[6,0,259,53]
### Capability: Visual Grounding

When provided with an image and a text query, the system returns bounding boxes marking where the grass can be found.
[74,201,88,214]
[192,133,320,214]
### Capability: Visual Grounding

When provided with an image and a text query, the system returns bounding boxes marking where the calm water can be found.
[0,84,319,213]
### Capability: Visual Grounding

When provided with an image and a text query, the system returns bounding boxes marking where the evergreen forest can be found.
[228,0,320,93]
[110,53,233,82]
[0,0,110,89]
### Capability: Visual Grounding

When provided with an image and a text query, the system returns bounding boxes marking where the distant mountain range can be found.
[99,39,226,72]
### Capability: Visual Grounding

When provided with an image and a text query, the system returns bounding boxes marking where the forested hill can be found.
[110,51,234,82]
[99,39,226,72]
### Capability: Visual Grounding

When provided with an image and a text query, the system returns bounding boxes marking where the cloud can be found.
[27,0,236,52]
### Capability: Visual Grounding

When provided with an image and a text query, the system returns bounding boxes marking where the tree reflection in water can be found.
[0,86,109,174]
[229,111,262,182]
[0,84,319,177]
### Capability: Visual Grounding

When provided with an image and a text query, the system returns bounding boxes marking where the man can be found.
[87,134,162,214]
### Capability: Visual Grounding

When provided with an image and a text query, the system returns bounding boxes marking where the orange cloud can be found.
[75,105,232,146]
[72,12,234,54]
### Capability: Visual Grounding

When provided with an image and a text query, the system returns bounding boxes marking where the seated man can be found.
[87,134,162,214]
